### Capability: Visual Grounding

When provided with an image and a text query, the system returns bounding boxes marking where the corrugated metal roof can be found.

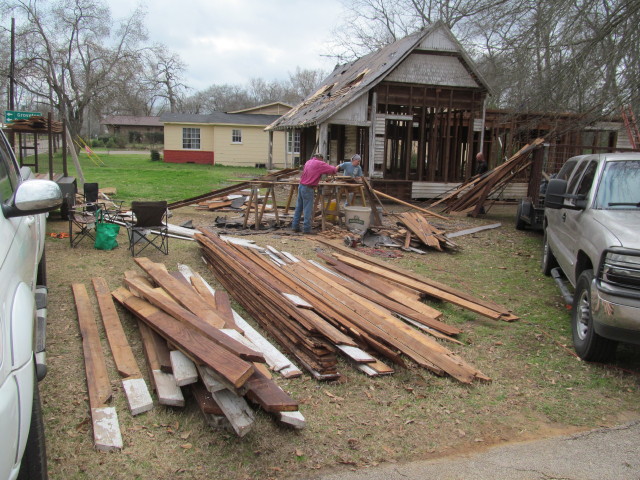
[160,112,281,126]
[267,21,490,131]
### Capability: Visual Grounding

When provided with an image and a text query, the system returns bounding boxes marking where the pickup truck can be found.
[542,152,640,362]
[0,129,62,480]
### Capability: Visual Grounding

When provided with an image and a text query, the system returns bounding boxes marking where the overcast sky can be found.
[108,0,347,92]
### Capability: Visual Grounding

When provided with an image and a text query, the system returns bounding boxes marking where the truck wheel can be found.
[515,200,527,230]
[18,380,47,480]
[541,231,558,276]
[572,269,617,362]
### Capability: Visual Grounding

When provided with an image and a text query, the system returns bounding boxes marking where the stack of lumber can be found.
[197,231,346,380]
[315,238,519,323]
[110,258,304,436]
[196,230,504,384]
[8,115,64,133]
[436,138,546,216]
[393,212,457,251]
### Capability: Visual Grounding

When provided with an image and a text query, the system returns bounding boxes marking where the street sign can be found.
[4,110,42,123]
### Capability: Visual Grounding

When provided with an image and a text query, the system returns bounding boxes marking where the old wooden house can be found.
[267,21,492,199]
[267,21,632,200]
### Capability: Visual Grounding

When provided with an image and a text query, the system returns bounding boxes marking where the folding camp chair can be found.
[82,182,101,213]
[68,197,101,247]
[126,201,169,256]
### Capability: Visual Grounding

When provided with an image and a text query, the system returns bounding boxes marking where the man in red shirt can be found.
[291,153,338,233]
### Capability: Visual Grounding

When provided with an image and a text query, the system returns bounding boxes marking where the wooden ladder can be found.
[621,104,640,150]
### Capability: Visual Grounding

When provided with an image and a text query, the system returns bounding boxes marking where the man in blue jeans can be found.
[291,153,339,234]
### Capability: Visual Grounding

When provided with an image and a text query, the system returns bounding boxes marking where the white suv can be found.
[0,129,61,480]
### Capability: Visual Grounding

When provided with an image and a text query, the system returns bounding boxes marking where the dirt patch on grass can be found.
[41,204,640,479]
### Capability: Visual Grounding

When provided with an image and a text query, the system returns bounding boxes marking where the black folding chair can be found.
[68,197,101,247]
[126,201,169,256]
[82,182,100,213]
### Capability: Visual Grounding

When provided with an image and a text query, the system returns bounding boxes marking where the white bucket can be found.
[344,206,371,233]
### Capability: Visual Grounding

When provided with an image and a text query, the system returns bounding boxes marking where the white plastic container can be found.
[344,206,371,233]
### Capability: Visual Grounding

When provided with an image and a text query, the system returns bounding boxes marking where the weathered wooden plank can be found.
[125,276,264,362]
[92,407,123,452]
[113,287,255,389]
[170,350,198,387]
[278,410,306,429]
[316,238,518,321]
[211,388,255,437]
[134,315,184,407]
[243,369,299,413]
[121,377,154,415]
[71,283,112,409]
[333,253,506,321]
[134,257,227,328]
[191,381,224,415]
[92,277,153,415]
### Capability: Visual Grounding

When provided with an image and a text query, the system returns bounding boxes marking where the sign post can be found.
[4,110,42,123]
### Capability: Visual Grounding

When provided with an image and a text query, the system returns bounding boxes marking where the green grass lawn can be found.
[36,151,267,204]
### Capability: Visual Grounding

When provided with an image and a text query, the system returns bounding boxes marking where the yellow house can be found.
[160,105,292,167]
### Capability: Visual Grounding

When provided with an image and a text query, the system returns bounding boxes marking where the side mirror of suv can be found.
[2,179,63,218]
[544,178,568,209]
[544,178,588,210]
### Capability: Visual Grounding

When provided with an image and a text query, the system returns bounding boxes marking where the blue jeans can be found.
[291,184,315,232]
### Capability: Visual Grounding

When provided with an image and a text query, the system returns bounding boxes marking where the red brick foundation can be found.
[163,150,214,165]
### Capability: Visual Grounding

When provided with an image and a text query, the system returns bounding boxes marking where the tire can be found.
[571,269,618,362]
[18,380,48,480]
[515,200,526,230]
[541,231,558,276]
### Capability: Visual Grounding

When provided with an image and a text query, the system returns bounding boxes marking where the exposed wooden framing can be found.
[443,91,454,181]
[464,94,476,178]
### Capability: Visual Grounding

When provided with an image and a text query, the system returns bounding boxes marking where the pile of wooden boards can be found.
[197,230,519,384]
[436,138,546,216]
[8,115,64,133]
[73,261,307,445]
[393,211,457,252]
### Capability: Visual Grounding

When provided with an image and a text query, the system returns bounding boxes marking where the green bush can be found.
[150,149,162,161]
[129,131,142,143]
[147,132,164,144]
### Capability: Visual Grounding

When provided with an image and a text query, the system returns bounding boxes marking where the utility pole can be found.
[8,18,16,148]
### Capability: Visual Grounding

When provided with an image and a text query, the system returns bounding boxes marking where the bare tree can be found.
[144,45,187,113]
[3,0,148,144]
[330,0,640,119]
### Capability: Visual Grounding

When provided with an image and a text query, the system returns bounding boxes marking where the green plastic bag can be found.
[94,222,120,250]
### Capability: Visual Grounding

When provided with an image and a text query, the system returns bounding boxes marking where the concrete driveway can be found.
[311,420,640,480]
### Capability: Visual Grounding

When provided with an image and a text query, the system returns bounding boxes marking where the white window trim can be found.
[182,127,201,150]
[232,129,242,144]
